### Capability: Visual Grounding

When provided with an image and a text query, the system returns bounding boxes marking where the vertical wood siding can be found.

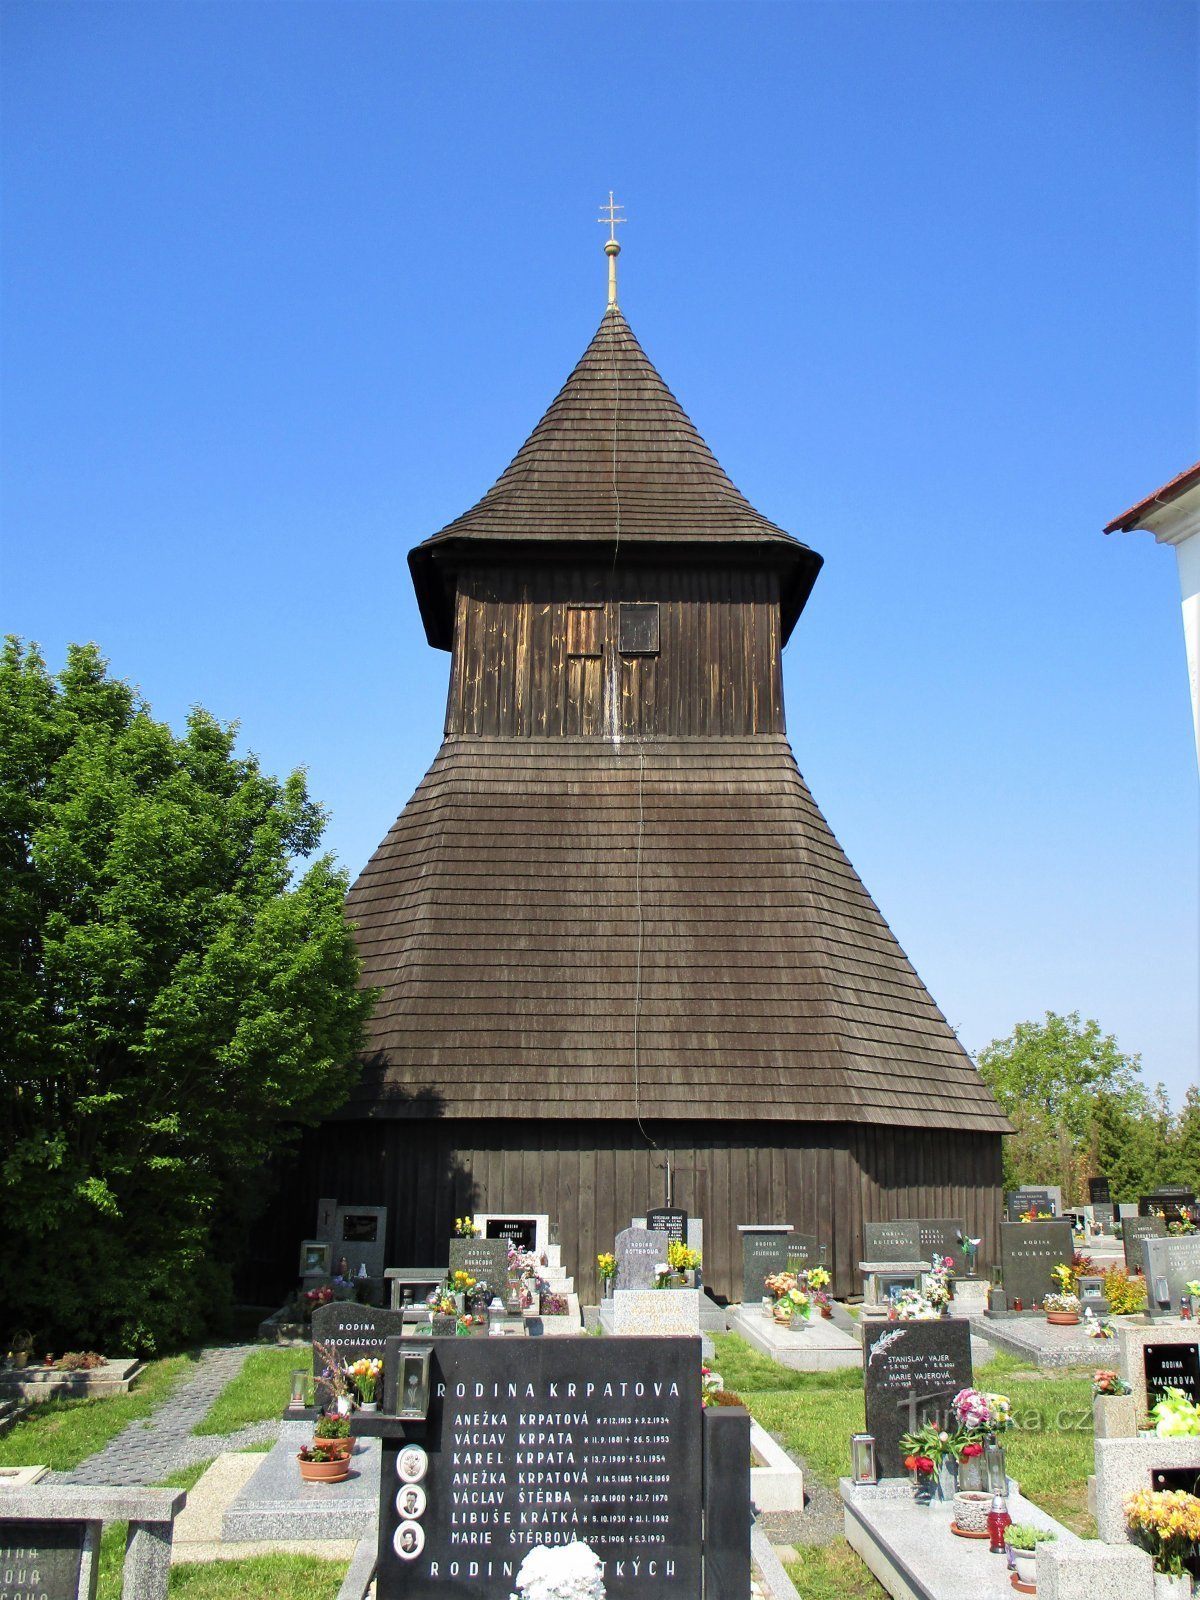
[297,1119,1003,1302]
[445,566,784,739]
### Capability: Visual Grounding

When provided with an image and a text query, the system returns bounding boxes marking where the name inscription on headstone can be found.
[1143,1342,1200,1407]
[375,1337,702,1600]
[1122,1216,1168,1274]
[645,1208,688,1246]
[0,1520,86,1600]
[448,1239,509,1296]
[1143,1235,1200,1319]
[311,1302,404,1377]
[862,1321,973,1479]
[485,1219,537,1253]
[1006,1188,1055,1221]
[862,1222,920,1262]
[999,1220,1074,1308]
[740,1231,793,1303]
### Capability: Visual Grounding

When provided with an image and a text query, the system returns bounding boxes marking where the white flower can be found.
[510,1541,606,1600]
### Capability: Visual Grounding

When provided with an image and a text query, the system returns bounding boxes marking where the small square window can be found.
[618,602,659,656]
[566,606,604,657]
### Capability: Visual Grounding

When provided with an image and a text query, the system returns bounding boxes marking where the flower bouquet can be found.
[900,1422,955,1502]
[1125,1487,1200,1581]
[1093,1370,1131,1396]
[454,1216,481,1238]
[1148,1387,1200,1438]
[347,1356,382,1407]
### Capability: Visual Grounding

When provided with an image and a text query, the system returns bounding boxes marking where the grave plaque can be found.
[863,1320,973,1479]
[1122,1215,1168,1274]
[1006,1187,1055,1221]
[1140,1188,1196,1219]
[1150,1466,1200,1496]
[374,1335,703,1600]
[0,1520,86,1600]
[999,1220,1074,1308]
[1143,1342,1200,1407]
[740,1229,794,1303]
[311,1301,403,1377]
[1077,1275,1108,1316]
[1089,1177,1112,1205]
[448,1238,509,1296]
[862,1221,921,1262]
[646,1207,688,1245]
[615,1226,663,1291]
[1143,1236,1200,1319]
[1092,1203,1114,1230]
[335,1203,388,1280]
[484,1217,537,1253]
[783,1232,819,1272]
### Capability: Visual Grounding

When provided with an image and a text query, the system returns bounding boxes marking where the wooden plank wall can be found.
[294,1119,1003,1303]
[445,565,784,739]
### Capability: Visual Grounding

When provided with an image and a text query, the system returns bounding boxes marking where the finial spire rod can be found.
[598,190,626,308]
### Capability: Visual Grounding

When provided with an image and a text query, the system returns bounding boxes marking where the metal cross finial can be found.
[598,190,626,241]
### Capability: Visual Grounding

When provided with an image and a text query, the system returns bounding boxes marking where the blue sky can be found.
[4,1,1197,1106]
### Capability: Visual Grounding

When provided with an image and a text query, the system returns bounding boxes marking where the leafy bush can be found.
[1102,1267,1148,1314]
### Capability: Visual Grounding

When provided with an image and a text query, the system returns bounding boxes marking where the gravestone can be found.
[863,1319,973,1479]
[1144,1342,1200,1408]
[1093,1203,1115,1231]
[1143,1235,1200,1319]
[0,1519,85,1597]
[310,1301,403,1379]
[1006,1187,1055,1220]
[615,1226,664,1291]
[917,1219,968,1274]
[739,1227,794,1303]
[1089,1177,1112,1205]
[1122,1215,1168,1274]
[373,1335,706,1600]
[646,1206,688,1245]
[334,1203,388,1280]
[447,1238,508,1297]
[1140,1188,1196,1219]
[1078,1275,1108,1316]
[863,1221,920,1262]
[999,1219,1074,1308]
[483,1217,537,1252]
[783,1232,819,1272]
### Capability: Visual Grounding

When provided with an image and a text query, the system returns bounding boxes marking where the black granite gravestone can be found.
[0,1520,85,1600]
[646,1207,688,1246]
[999,1220,1074,1308]
[484,1218,537,1253]
[311,1301,404,1379]
[1143,1342,1200,1408]
[1139,1188,1196,1220]
[448,1238,509,1296]
[1122,1215,1169,1274]
[741,1231,794,1303]
[373,1335,705,1600]
[862,1221,921,1261]
[1143,1236,1200,1319]
[917,1220,968,1274]
[783,1233,819,1271]
[863,1320,973,1479]
[1088,1177,1111,1205]
[1006,1188,1054,1221]
[615,1226,663,1291]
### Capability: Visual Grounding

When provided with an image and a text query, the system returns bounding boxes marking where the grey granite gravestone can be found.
[1123,1215,1169,1274]
[646,1206,688,1245]
[1143,1235,1200,1318]
[333,1203,388,1281]
[740,1227,794,1303]
[0,1519,85,1598]
[863,1221,921,1262]
[615,1226,663,1291]
[310,1301,403,1379]
[1144,1341,1200,1407]
[447,1237,508,1296]
[863,1319,973,1479]
[999,1219,1074,1308]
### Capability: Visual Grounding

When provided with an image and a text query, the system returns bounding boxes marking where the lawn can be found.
[782,1538,887,1598]
[192,1346,299,1436]
[0,1353,201,1472]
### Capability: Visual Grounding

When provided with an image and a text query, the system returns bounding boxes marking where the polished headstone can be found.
[0,1519,84,1598]
[739,1227,794,1303]
[782,1232,819,1272]
[999,1219,1074,1307]
[916,1219,968,1274]
[447,1237,508,1297]
[862,1318,973,1479]
[862,1221,920,1262]
[1143,1234,1200,1319]
[1006,1187,1056,1220]
[1089,1177,1112,1205]
[615,1226,664,1291]
[483,1216,537,1252]
[310,1301,403,1378]
[646,1206,688,1245]
[334,1204,388,1281]
[1143,1341,1200,1407]
[1122,1215,1168,1274]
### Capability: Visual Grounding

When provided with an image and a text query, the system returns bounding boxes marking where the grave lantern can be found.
[288,1370,312,1409]
[397,1346,433,1419]
[850,1433,877,1485]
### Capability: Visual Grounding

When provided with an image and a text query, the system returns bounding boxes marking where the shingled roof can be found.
[342,736,1009,1133]
[409,306,822,648]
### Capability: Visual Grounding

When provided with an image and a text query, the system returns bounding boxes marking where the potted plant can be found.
[1006,1523,1056,1588]
[297,1445,349,1483]
[6,1330,33,1371]
[312,1411,352,1458]
[347,1357,382,1412]
[450,1270,476,1313]
[949,1388,1012,1491]
[1091,1370,1135,1438]
[454,1216,481,1238]
[1043,1292,1081,1325]
[666,1240,702,1286]
[597,1253,616,1296]
[1125,1487,1200,1597]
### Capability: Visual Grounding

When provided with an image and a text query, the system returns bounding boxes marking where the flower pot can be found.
[1045,1312,1079,1326]
[952,1491,991,1532]
[311,1436,351,1458]
[772,1303,793,1325]
[358,1401,378,1413]
[297,1454,349,1483]
[1012,1549,1037,1587]
[819,1304,833,1319]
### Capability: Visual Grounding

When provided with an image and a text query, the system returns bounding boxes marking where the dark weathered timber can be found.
[293,1117,1005,1303]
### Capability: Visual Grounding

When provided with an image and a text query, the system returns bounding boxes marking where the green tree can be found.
[0,640,373,1352]
[977,1011,1148,1203]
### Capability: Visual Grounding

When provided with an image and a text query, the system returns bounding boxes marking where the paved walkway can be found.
[56,1344,281,1486]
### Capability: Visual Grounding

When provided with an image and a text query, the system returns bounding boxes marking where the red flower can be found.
[914,1455,935,1473]
[903,1455,918,1471]
[961,1442,983,1459]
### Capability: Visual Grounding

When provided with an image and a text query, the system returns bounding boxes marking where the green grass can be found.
[192,1347,298,1436]
[782,1538,887,1599]
[0,1353,201,1471]
[96,1530,347,1600]
[710,1333,862,1396]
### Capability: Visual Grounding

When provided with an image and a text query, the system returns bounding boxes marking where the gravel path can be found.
[55,1343,281,1486]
